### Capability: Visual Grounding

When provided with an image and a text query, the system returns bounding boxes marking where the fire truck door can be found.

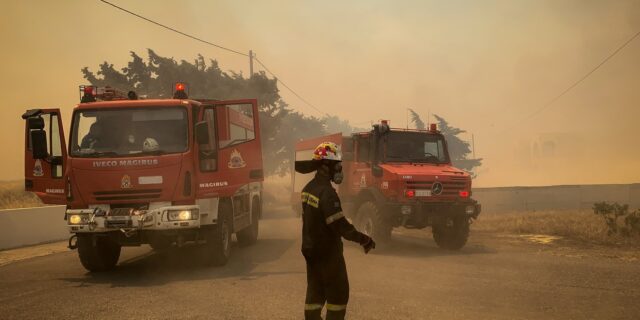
[351,134,373,194]
[195,99,262,231]
[22,109,68,204]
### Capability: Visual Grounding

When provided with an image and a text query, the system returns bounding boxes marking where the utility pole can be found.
[406,108,409,129]
[249,50,254,78]
[472,133,476,159]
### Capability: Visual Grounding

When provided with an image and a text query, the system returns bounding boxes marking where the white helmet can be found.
[142,138,159,152]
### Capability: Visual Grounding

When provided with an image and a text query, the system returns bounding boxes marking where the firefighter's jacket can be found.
[301,175,367,257]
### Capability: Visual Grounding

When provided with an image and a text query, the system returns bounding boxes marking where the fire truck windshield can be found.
[384,131,449,164]
[70,107,188,157]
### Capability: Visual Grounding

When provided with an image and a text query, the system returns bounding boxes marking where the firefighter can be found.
[295,142,376,320]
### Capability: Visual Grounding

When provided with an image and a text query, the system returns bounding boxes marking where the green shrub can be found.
[593,202,640,237]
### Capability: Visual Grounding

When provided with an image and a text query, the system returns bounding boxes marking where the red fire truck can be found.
[22,84,264,271]
[292,121,481,250]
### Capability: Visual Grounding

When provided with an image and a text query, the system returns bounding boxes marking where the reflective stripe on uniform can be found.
[304,303,323,311]
[325,212,344,224]
[301,192,320,208]
[326,303,347,311]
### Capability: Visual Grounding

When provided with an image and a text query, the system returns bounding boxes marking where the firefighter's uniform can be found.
[301,174,369,320]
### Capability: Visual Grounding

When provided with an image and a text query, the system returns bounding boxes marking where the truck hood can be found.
[380,163,468,177]
[70,154,184,205]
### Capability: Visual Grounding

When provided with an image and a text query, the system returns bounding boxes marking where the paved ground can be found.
[1,208,639,320]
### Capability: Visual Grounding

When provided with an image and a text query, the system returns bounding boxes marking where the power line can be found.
[254,57,327,116]
[502,28,640,133]
[98,0,326,117]
[99,0,249,57]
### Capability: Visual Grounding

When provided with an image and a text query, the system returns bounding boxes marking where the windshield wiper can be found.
[136,149,168,156]
[80,151,120,158]
[410,157,441,164]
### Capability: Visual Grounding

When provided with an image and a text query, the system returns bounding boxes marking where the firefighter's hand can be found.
[360,236,376,254]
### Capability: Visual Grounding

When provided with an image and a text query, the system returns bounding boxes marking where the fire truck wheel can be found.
[149,236,173,251]
[432,216,470,250]
[77,234,121,272]
[203,207,232,266]
[356,201,392,242]
[237,197,260,247]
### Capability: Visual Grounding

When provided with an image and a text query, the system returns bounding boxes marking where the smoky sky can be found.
[1,0,638,186]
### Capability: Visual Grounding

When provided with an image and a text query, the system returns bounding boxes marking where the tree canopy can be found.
[408,108,426,130]
[433,114,482,174]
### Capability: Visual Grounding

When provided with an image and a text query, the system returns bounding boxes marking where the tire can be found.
[203,202,233,266]
[77,234,121,272]
[432,216,470,250]
[237,197,260,247]
[355,201,392,242]
[149,236,173,251]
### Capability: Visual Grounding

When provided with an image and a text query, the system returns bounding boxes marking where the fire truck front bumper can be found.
[386,199,481,229]
[392,200,480,217]
[65,206,201,233]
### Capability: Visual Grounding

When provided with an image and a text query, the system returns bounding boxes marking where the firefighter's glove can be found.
[360,235,376,254]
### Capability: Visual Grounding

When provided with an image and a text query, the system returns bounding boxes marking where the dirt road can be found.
[0,208,638,319]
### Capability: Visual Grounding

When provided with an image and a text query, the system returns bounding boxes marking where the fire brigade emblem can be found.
[228,149,247,169]
[121,174,133,189]
[33,159,44,177]
[360,174,367,188]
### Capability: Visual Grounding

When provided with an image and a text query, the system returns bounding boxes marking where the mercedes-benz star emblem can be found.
[432,182,443,195]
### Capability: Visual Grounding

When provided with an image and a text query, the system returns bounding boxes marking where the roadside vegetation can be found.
[474,204,640,247]
[0,181,43,210]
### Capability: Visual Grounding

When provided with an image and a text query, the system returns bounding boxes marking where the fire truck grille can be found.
[109,208,134,216]
[406,180,467,196]
[93,189,162,201]
[105,220,133,228]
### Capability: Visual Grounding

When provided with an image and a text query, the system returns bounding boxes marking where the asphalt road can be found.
[1,208,639,320]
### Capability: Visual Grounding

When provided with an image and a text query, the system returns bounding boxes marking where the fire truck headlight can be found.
[167,209,198,221]
[68,214,85,225]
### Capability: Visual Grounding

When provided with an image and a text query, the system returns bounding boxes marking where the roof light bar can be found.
[173,82,188,99]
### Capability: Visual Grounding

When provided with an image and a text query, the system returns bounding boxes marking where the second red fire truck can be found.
[292,121,481,250]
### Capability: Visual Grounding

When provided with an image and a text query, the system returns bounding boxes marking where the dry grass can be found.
[0,181,44,210]
[473,210,640,246]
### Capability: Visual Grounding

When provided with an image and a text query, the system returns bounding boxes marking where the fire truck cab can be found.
[293,121,480,250]
[22,84,264,271]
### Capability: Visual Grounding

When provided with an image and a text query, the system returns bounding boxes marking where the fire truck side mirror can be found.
[372,165,383,177]
[31,130,48,159]
[195,121,210,145]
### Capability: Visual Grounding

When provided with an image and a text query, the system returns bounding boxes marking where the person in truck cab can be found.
[295,142,376,320]
[80,121,103,149]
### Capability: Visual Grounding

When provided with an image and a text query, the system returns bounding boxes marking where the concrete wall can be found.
[473,184,640,213]
[0,206,67,250]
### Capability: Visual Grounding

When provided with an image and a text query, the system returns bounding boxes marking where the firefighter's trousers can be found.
[304,250,349,320]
